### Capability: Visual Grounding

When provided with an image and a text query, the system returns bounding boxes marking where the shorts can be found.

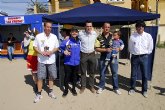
[27,55,38,73]
[37,62,57,80]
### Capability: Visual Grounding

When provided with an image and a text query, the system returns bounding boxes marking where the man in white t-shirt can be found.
[33,22,59,103]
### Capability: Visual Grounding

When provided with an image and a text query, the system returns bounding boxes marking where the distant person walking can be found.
[7,33,16,61]
[128,21,153,98]
[33,22,59,103]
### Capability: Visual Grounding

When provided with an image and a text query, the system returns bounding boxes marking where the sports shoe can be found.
[90,87,96,93]
[79,87,85,94]
[72,89,77,96]
[142,91,148,98]
[96,88,104,94]
[62,90,68,97]
[34,94,43,103]
[114,89,122,95]
[49,92,57,99]
[128,89,135,95]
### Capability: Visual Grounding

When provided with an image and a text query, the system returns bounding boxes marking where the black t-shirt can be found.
[97,33,113,60]
[7,37,16,46]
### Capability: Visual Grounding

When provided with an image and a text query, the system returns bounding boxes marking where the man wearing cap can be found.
[59,27,80,97]
[128,21,153,98]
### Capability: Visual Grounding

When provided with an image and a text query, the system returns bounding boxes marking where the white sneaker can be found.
[114,89,122,95]
[142,92,148,98]
[128,89,135,95]
[96,88,104,94]
[49,92,57,99]
[34,94,43,103]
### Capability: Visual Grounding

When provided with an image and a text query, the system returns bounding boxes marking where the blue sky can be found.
[0,0,48,15]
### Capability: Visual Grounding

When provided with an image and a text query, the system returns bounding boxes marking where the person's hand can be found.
[114,48,120,52]
[106,48,112,52]
[64,50,71,56]
[40,51,48,56]
[46,51,53,56]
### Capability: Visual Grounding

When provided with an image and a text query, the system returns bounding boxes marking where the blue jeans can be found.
[7,46,14,61]
[130,54,148,92]
[106,50,118,60]
[98,58,119,90]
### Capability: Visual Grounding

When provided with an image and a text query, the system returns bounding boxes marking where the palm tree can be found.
[26,0,48,14]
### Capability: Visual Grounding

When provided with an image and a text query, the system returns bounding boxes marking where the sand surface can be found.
[0,48,165,110]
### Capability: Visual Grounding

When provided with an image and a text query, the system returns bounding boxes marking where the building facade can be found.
[48,0,164,43]
[48,0,131,13]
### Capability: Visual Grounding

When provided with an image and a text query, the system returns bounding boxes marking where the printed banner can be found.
[4,16,25,24]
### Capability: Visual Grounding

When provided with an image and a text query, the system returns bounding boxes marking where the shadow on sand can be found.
[95,74,142,93]
[24,74,61,94]
[153,86,165,96]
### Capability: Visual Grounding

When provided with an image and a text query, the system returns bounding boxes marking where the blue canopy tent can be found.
[43,2,160,82]
[43,2,160,26]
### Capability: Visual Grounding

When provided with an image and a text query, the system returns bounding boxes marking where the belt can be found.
[81,51,95,55]
[132,54,147,57]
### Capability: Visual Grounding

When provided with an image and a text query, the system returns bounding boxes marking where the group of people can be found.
[25,20,153,103]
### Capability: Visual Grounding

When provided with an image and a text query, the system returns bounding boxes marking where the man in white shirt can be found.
[33,22,59,103]
[79,21,97,94]
[128,21,153,98]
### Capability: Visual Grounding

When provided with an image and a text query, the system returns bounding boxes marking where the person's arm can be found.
[128,36,133,54]
[94,39,112,53]
[12,37,17,43]
[33,46,42,55]
[33,36,44,56]
[33,45,48,56]
[47,36,60,56]
[148,34,154,54]
[118,40,124,51]
[7,37,11,43]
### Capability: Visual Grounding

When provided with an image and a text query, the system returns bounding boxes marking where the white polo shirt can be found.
[79,30,97,53]
[33,32,59,64]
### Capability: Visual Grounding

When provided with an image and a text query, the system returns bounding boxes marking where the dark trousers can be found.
[130,54,148,92]
[80,52,96,88]
[64,65,79,90]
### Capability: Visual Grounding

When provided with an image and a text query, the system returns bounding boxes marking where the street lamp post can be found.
[156,0,159,26]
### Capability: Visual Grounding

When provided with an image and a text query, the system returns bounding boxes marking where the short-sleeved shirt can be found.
[7,37,16,46]
[95,33,113,60]
[33,32,59,64]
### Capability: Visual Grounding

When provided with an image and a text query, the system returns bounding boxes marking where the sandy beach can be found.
[0,48,165,110]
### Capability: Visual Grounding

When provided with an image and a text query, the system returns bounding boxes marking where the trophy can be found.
[44,46,49,51]
[66,44,71,52]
